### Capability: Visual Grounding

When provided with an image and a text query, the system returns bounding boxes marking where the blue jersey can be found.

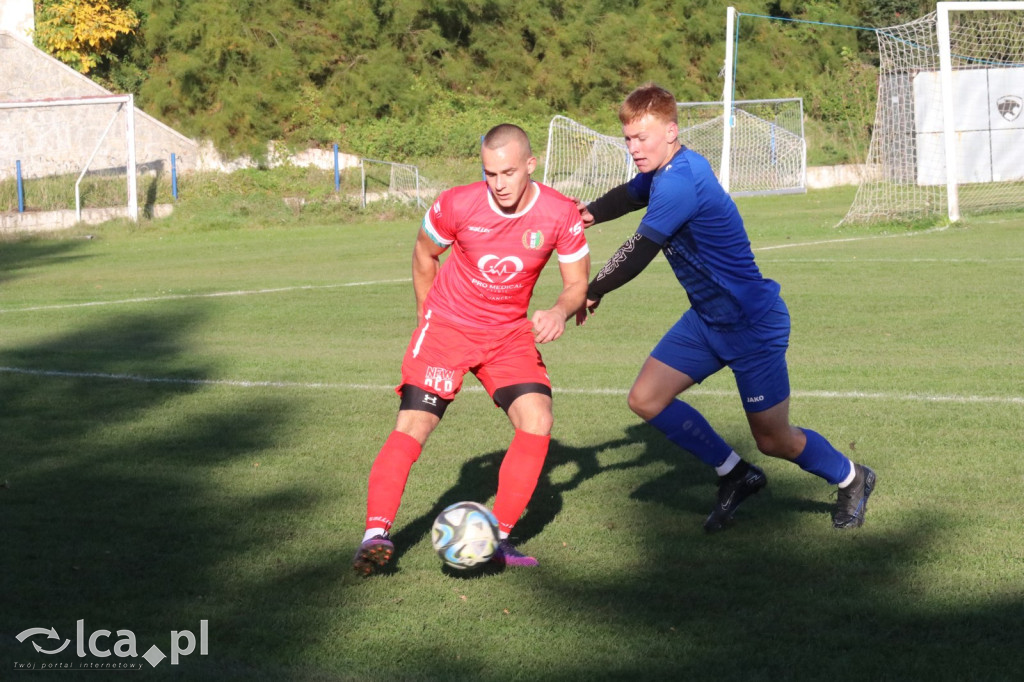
[629,147,780,331]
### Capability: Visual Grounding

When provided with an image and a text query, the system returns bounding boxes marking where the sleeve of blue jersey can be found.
[635,171,698,244]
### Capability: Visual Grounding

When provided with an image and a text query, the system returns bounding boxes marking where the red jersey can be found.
[421,181,589,329]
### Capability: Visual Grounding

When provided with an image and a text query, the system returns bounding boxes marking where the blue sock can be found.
[648,399,733,468]
[793,428,852,485]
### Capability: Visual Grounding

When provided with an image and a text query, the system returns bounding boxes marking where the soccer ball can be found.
[430,501,500,570]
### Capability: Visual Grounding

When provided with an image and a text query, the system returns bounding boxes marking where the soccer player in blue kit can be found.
[575,83,875,531]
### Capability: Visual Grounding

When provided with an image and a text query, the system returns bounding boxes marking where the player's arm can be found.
[531,254,590,344]
[573,183,649,228]
[576,232,661,325]
[412,227,448,323]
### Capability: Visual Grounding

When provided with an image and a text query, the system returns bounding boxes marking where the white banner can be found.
[914,67,1024,185]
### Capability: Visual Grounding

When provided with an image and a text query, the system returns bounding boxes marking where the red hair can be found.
[619,83,678,126]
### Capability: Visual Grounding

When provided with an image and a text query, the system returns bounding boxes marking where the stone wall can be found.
[0,31,199,180]
[806,164,881,189]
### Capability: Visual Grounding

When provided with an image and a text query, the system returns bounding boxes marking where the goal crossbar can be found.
[1,93,138,221]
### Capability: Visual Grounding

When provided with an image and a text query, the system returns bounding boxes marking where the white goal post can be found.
[842,2,1024,224]
[543,98,805,202]
[0,93,138,221]
[359,158,440,208]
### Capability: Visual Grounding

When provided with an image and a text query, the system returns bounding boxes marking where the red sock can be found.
[365,430,422,532]
[492,430,550,535]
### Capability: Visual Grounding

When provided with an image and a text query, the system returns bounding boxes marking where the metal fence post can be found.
[16,160,25,213]
[333,143,340,193]
[171,153,178,200]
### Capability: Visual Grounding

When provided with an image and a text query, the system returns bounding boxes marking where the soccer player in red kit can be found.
[353,124,590,576]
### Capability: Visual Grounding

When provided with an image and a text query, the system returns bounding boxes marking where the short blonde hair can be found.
[618,83,678,126]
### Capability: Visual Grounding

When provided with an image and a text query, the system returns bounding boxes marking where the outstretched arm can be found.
[571,183,648,228]
[576,232,661,325]
[531,255,591,344]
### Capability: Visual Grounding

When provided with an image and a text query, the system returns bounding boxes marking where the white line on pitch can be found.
[754,225,949,252]
[2,366,1021,406]
[0,279,412,314]
[0,228,955,314]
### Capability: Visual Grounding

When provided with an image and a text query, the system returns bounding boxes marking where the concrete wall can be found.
[1,203,174,235]
[0,30,199,180]
[806,164,881,189]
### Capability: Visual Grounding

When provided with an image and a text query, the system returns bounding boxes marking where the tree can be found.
[35,0,140,73]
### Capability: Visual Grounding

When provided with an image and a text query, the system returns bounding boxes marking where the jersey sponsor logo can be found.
[570,220,583,236]
[477,255,524,283]
[468,225,492,233]
[997,95,1022,122]
[521,229,544,250]
[424,366,455,393]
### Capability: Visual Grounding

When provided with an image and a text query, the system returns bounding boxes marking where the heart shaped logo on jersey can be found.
[477,255,524,283]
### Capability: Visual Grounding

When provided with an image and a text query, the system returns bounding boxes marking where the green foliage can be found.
[34,0,140,73]
[54,1,941,161]
[853,0,933,54]
[350,90,551,159]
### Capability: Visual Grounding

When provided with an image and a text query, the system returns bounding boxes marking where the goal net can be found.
[541,116,633,203]
[678,99,805,197]
[359,158,439,208]
[0,94,138,220]
[842,2,1024,224]
[542,98,805,202]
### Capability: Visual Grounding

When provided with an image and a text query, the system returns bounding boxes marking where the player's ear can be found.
[666,121,679,144]
[526,155,537,175]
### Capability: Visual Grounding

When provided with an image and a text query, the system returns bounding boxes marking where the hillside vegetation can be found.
[38,0,931,164]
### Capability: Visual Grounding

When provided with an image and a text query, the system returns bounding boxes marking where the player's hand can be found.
[574,298,601,326]
[568,196,595,229]
[531,308,566,344]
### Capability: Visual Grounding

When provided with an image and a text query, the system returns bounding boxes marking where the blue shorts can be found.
[651,297,791,412]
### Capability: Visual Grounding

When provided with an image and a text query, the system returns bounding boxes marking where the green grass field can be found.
[2,187,1022,680]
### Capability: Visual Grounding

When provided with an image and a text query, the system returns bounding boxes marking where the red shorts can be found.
[398,312,550,402]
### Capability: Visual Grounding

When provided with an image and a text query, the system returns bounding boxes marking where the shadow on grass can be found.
[391,421,833,568]
[0,308,317,677]
[370,420,1023,681]
[2,309,1020,680]
[0,239,93,286]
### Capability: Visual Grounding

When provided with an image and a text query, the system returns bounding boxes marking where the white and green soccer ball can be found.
[430,501,499,570]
